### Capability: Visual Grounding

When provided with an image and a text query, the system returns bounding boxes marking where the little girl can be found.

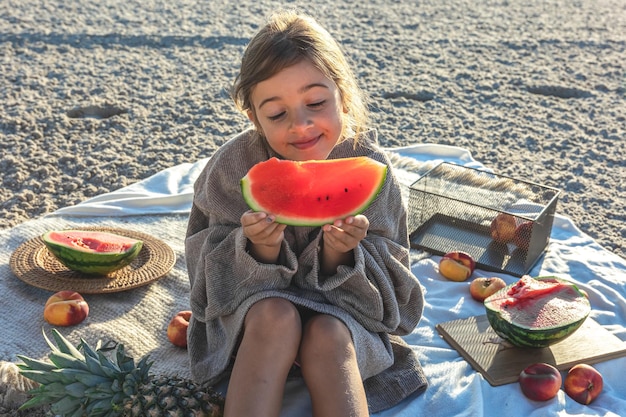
[185,10,427,416]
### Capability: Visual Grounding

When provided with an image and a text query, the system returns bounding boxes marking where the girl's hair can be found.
[231,10,369,143]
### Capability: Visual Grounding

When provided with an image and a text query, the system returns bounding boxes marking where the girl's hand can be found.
[320,215,369,275]
[322,215,369,253]
[241,210,287,263]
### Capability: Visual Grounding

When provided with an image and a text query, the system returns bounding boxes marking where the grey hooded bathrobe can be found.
[185,128,427,413]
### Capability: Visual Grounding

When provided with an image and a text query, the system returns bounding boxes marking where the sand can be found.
[1,0,624,265]
[0,3,624,414]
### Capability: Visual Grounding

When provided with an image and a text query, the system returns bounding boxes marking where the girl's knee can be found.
[245,298,301,334]
[301,315,354,357]
[306,314,351,339]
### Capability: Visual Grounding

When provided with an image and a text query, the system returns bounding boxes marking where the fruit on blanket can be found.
[240,156,387,226]
[490,213,517,244]
[564,364,603,405]
[513,221,533,250]
[17,329,224,416]
[167,310,191,348]
[438,251,476,281]
[485,275,591,348]
[43,290,89,326]
[469,277,507,302]
[42,229,143,275]
[518,363,562,401]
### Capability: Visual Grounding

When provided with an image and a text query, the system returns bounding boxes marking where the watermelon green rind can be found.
[240,157,388,227]
[484,276,591,348]
[42,230,143,275]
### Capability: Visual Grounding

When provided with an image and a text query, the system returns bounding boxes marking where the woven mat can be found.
[0,214,194,380]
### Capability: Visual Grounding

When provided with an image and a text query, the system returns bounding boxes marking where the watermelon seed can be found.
[326,195,330,200]
[344,188,348,192]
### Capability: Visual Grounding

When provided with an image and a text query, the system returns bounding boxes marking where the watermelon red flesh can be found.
[484,276,591,348]
[241,157,388,226]
[41,230,143,275]
[498,275,575,311]
[46,231,137,253]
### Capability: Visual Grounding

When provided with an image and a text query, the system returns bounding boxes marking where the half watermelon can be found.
[241,157,388,226]
[42,230,143,275]
[484,275,591,348]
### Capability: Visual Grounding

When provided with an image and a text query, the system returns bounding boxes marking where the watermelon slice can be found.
[42,230,143,275]
[484,276,591,348]
[241,157,388,226]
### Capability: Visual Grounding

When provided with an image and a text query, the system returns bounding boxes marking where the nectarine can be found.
[519,362,562,401]
[490,213,517,244]
[43,290,89,327]
[513,221,533,250]
[564,363,603,405]
[167,310,191,348]
[469,277,507,302]
[438,251,476,282]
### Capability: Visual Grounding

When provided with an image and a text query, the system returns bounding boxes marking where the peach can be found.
[469,276,507,302]
[513,221,533,250]
[43,290,89,327]
[438,251,476,282]
[167,310,191,348]
[518,362,562,401]
[564,363,603,405]
[490,213,517,244]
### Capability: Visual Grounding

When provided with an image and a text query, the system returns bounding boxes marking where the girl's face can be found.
[248,60,344,161]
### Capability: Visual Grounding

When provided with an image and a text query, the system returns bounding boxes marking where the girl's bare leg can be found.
[299,314,369,417]
[224,298,302,417]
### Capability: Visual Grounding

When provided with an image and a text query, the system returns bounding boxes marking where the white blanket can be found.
[1,144,625,416]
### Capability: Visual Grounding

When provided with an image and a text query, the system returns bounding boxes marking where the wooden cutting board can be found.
[436,315,626,386]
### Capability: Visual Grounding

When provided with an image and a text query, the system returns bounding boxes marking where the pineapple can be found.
[16,329,224,417]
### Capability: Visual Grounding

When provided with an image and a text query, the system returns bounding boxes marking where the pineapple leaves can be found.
[65,381,88,397]
[17,328,225,417]
[16,355,56,373]
[17,384,58,410]
[48,350,90,371]
[116,343,137,373]
[50,328,86,360]
[49,394,87,416]
[15,368,60,386]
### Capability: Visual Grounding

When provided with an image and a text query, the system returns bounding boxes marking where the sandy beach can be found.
[0,3,625,415]
[1,0,624,263]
